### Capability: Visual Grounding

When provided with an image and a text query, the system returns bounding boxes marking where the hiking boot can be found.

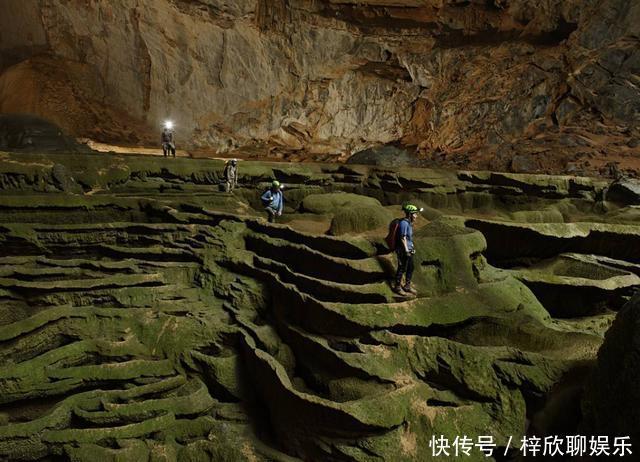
[402,284,418,296]
[392,283,405,295]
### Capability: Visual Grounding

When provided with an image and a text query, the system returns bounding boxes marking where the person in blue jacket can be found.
[261,180,284,223]
[393,204,420,296]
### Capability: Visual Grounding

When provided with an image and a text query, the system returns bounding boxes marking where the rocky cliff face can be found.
[1,0,639,172]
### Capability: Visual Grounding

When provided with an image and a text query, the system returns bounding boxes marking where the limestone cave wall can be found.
[0,0,639,171]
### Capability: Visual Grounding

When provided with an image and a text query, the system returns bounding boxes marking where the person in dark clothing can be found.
[393,204,420,296]
[261,180,284,223]
[161,122,176,157]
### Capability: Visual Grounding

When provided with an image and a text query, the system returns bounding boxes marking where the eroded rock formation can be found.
[582,293,640,448]
[0,151,638,460]
[1,1,638,172]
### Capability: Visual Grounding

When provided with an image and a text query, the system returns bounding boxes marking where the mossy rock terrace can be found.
[0,152,637,461]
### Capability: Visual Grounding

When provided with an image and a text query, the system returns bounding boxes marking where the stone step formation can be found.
[0,152,637,461]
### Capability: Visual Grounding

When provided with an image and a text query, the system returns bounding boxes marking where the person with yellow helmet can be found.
[393,203,421,296]
[261,180,284,223]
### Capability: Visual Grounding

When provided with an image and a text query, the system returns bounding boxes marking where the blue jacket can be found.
[261,189,283,213]
[397,219,414,251]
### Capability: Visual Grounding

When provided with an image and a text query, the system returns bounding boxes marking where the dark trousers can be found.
[266,207,277,223]
[163,143,176,157]
[395,249,414,286]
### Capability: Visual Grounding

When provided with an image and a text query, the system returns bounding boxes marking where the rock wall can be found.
[582,292,640,447]
[0,0,639,171]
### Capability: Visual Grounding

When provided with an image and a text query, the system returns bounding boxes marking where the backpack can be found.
[385,218,402,251]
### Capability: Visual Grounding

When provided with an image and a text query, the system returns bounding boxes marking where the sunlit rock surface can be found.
[1,1,639,172]
[0,151,637,460]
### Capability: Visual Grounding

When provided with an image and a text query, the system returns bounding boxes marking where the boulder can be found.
[606,179,640,205]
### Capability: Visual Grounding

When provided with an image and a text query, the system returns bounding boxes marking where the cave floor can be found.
[0,151,637,461]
